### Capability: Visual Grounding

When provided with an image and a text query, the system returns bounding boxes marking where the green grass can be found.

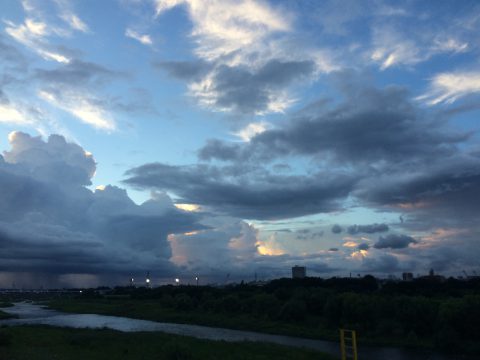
[0,326,338,360]
[0,302,14,308]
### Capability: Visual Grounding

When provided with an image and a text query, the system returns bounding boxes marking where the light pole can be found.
[195,276,199,286]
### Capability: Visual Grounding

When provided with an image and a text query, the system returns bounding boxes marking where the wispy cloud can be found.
[125,28,153,46]
[4,18,71,63]
[39,90,116,131]
[233,122,271,142]
[4,0,90,63]
[0,103,30,125]
[418,71,480,105]
[60,13,89,33]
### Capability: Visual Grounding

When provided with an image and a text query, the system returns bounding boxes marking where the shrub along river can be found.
[0,302,472,360]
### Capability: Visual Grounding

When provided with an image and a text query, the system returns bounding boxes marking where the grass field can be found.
[0,325,337,360]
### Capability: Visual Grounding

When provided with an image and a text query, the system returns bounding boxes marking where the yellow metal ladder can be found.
[340,329,358,360]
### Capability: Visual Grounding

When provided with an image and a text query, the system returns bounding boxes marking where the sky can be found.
[0,0,479,288]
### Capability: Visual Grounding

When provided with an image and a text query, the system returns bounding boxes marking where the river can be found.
[0,302,470,360]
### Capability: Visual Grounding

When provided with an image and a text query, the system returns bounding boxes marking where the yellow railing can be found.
[340,329,358,360]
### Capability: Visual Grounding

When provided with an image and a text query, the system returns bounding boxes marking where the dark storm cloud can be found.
[347,223,389,235]
[124,163,356,220]
[198,85,467,163]
[359,157,480,219]
[374,234,417,249]
[362,254,400,273]
[331,224,343,234]
[0,132,204,281]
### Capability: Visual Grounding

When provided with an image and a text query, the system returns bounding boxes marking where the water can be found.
[0,302,471,360]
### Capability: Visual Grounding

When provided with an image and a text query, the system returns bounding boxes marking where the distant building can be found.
[292,265,306,279]
[418,268,446,282]
[402,272,414,281]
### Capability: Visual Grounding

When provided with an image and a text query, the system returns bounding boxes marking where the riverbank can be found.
[47,298,427,350]
[0,325,336,360]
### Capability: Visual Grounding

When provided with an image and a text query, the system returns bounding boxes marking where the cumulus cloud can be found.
[374,234,417,249]
[0,132,206,287]
[3,131,95,186]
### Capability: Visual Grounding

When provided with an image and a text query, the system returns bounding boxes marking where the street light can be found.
[195,276,199,286]
[175,278,180,285]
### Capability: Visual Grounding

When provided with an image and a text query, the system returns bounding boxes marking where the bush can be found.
[278,299,308,322]
[174,294,194,311]
[0,331,12,347]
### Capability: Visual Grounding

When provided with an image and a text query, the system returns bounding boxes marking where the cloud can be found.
[418,71,480,105]
[0,132,207,286]
[197,83,467,163]
[368,4,474,71]
[153,0,335,114]
[233,122,271,142]
[124,163,355,220]
[195,60,315,114]
[331,224,343,234]
[60,13,89,33]
[154,0,290,60]
[374,234,417,249]
[3,131,96,186]
[39,90,116,131]
[362,254,400,273]
[125,28,153,46]
[0,103,30,125]
[357,243,370,251]
[154,60,212,81]
[347,223,389,235]
[34,60,120,86]
[4,0,89,63]
[159,59,315,114]
[33,60,125,131]
[5,18,71,63]
[358,156,480,230]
